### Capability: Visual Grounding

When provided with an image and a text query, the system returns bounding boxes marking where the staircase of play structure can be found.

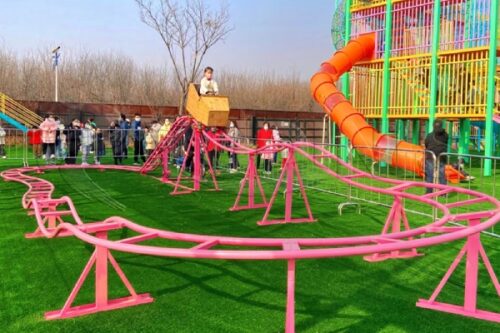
[0,92,43,131]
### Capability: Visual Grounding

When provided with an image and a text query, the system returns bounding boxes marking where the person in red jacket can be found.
[206,127,224,172]
[256,122,273,169]
[27,126,42,159]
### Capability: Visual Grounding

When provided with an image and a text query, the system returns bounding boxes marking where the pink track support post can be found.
[161,150,170,182]
[417,218,500,323]
[283,241,300,333]
[258,149,315,226]
[45,230,153,320]
[172,127,219,195]
[364,196,422,262]
[25,200,68,239]
[230,154,268,211]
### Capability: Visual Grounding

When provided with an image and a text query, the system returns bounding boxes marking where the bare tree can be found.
[135,0,232,114]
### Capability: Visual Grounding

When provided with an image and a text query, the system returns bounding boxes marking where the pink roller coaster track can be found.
[2,41,500,333]
[2,134,500,331]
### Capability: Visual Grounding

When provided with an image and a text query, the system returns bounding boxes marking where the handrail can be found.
[0,92,43,128]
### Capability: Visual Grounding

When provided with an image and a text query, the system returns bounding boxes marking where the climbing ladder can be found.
[0,92,43,131]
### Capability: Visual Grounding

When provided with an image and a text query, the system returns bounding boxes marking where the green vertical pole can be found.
[446,120,453,153]
[459,119,470,158]
[484,0,498,176]
[412,120,420,144]
[340,0,352,162]
[381,0,393,137]
[380,0,393,168]
[396,119,405,140]
[427,0,442,132]
[456,0,473,159]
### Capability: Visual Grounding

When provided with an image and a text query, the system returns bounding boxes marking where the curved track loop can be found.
[3,143,499,260]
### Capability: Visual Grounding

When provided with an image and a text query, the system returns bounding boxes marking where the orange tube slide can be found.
[310,34,424,175]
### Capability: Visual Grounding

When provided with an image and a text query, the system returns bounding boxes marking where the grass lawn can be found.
[0,156,499,333]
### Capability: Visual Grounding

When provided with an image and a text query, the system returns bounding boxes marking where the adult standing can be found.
[119,114,131,158]
[256,122,273,169]
[424,119,449,193]
[64,119,81,164]
[109,121,123,165]
[227,120,240,173]
[131,114,146,165]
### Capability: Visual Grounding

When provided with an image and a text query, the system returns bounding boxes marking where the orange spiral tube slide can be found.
[310,33,424,175]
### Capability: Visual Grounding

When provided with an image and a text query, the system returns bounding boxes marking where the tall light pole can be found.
[52,46,61,102]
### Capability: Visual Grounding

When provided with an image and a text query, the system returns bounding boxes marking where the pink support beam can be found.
[171,127,219,195]
[45,230,153,320]
[258,149,316,226]
[417,219,500,323]
[283,242,300,333]
[364,196,422,262]
[230,154,268,211]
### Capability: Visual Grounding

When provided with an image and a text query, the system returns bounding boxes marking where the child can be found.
[206,127,222,171]
[80,123,94,166]
[227,121,240,173]
[145,127,155,157]
[150,120,162,146]
[272,125,281,163]
[27,126,42,158]
[158,118,171,142]
[200,66,219,95]
[94,128,105,165]
[452,158,475,181]
[58,124,67,160]
[39,114,58,164]
[0,124,6,159]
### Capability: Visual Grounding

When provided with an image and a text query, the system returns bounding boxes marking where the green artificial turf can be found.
[0,162,499,333]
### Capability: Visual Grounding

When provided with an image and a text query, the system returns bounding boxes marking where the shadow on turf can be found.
[115,252,493,333]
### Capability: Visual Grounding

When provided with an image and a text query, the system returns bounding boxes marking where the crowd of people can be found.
[22,111,288,176]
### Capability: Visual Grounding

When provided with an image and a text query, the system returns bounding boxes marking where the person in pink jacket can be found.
[39,114,58,164]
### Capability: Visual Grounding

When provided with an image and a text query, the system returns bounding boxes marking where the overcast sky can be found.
[0,0,335,79]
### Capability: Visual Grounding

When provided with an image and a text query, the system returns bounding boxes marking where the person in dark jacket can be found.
[118,114,130,158]
[94,128,105,165]
[64,119,81,164]
[424,119,448,193]
[183,125,195,174]
[109,121,123,165]
[131,114,145,165]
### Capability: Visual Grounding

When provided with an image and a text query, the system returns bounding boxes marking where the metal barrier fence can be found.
[0,129,498,237]
[438,152,500,235]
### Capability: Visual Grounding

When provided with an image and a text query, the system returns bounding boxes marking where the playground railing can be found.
[0,129,28,165]
[438,152,500,236]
